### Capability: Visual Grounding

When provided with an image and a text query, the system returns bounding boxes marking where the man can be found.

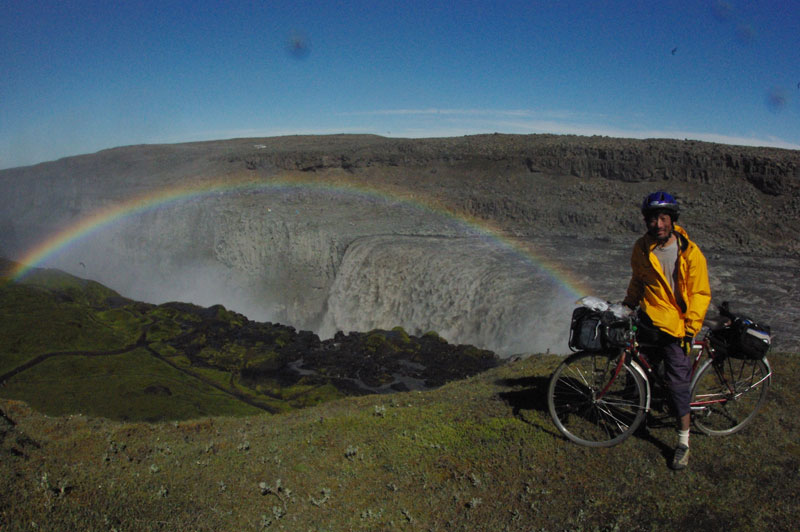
[623,191,711,470]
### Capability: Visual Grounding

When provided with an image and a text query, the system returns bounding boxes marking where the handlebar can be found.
[716,301,755,328]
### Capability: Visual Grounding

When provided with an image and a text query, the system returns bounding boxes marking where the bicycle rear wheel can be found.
[547,351,647,447]
[690,356,771,436]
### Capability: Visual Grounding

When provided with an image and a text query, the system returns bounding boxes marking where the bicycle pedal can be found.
[648,397,668,414]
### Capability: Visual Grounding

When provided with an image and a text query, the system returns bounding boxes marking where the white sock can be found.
[678,429,690,447]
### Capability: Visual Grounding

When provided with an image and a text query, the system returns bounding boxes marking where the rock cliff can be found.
[1,134,798,353]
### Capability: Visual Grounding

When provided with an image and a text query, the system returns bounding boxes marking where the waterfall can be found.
[320,235,576,356]
[12,190,583,356]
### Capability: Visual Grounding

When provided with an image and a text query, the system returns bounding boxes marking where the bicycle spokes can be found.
[548,352,647,447]
[690,356,770,436]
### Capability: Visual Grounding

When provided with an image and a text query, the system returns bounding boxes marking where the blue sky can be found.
[2,0,799,169]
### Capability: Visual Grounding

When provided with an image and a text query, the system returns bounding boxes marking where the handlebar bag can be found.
[569,307,604,351]
[569,307,632,351]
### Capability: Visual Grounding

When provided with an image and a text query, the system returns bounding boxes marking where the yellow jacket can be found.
[623,225,711,338]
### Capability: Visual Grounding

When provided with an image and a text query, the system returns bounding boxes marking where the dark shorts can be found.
[660,341,693,418]
[636,310,693,417]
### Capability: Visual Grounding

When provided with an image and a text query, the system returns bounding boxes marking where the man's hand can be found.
[682,335,694,356]
[611,302,634,318]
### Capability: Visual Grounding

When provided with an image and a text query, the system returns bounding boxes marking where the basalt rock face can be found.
[2,134,799,257]
[215,134,800,256]
[240,134,798,196]
[1,134,798,353]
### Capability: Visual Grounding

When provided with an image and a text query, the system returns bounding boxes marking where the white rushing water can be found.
[320,235,576,355]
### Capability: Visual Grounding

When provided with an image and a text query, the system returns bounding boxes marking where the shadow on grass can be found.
[496,376,550,414]
[496,376,564,439]
[633,423,673,462]
[496,375,674,460]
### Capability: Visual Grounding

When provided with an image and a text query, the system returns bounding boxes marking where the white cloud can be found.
[341,108,532,117]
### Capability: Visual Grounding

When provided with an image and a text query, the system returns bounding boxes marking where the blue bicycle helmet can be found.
[641,190,679,221]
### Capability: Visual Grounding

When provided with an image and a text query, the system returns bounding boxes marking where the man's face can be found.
[645,212,673,242]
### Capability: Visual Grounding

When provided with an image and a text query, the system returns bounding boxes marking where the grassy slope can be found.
[1,348,265,420]
[2,352,799,531]
[0,264,348,419]
[0,275,136,373]
[1,262,497,422]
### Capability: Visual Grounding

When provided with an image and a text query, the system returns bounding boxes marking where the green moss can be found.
[211,305,246,327]
[462,345,486,359]
[423,330,441,338]
[273,330,291,348]
[150,343,178,357]
[365,331,389,353]
[18,268,122,305]
[148,304,201,324]
[94,307,148,343]
[0,348,262,420]
[243,350,282,373]
[0,285,132,373]
[391,326,412,344]
[282,382,344,407]
[145,319,184,342]
[197,343,248,369]
[189,365,239,389]
[364,328,418,356]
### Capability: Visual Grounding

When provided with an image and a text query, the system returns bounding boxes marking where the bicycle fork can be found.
[627,359,652,414]
[596,353,652,414]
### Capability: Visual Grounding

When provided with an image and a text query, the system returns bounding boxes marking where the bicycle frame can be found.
[598,334,771,414]
[690,354,772,410]
[549,300,772,446]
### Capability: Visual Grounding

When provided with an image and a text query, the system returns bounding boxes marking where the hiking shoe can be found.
[670,444,690,470]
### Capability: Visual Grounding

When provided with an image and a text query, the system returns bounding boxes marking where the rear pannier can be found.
[710,318,771,360]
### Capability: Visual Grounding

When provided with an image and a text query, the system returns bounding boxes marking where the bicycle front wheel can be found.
[690,356,771,436]
[547,351,647,447]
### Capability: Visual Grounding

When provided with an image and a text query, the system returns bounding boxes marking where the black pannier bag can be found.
[569,307,632,352]
[710,318,771,359]
[569,307,603,351]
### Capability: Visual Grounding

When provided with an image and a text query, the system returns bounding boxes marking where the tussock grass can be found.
[2,353,798,531]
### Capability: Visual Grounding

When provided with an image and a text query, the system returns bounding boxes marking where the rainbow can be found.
[6,174,590,297]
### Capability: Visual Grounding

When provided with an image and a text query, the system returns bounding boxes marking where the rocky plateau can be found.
[1,134,798,353]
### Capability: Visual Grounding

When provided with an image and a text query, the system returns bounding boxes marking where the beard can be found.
[647,223,673,243]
